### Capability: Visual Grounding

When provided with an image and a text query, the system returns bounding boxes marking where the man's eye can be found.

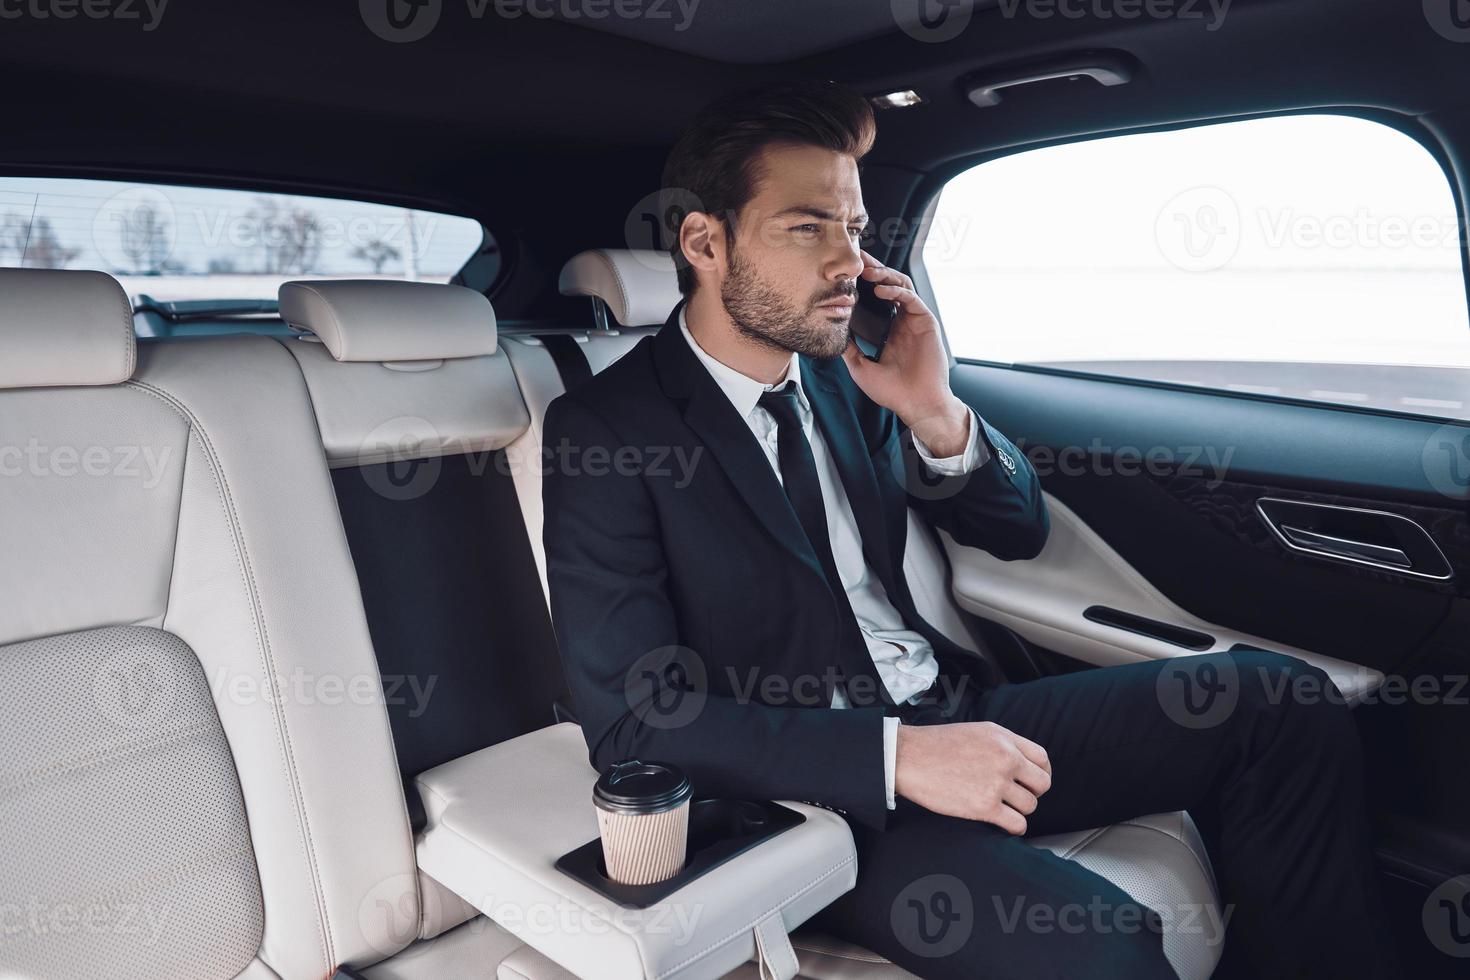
[792,224,820,234]
[848,226,866,238]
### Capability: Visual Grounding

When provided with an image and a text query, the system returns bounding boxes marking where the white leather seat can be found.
[506,251,1227,980]
[276,278,575,970]
[277,278,531,471]
[558,246,682,333]
[0,268,534,979]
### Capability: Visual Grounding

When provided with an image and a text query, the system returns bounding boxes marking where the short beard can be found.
[721,247,853,360]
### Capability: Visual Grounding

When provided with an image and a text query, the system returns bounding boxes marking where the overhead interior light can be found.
[870,89,924,110]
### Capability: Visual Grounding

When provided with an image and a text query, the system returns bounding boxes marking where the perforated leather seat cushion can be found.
[0,627,263,980]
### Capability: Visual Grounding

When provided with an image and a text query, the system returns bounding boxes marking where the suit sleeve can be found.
[542,393,892,829]
[892,408,1050,561]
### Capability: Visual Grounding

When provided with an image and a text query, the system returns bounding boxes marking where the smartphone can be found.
[850,274,898,360]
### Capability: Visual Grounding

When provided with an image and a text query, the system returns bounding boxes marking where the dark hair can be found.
[660,80,876,295]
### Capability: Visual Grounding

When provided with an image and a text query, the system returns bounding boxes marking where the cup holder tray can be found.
[554,799,806,909]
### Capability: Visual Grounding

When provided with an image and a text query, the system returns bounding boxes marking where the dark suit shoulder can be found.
[548,333,663,418]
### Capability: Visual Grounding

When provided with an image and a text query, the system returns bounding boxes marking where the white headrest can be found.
[278,280,497,362]
[0,269,135,389]
[558,249,680,328]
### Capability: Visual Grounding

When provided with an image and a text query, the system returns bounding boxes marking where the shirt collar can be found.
[678,306,806,422]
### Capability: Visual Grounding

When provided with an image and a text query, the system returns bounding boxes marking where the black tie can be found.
[757,382,890,706]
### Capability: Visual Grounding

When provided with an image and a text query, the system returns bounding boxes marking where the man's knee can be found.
[1231,649,1355,745]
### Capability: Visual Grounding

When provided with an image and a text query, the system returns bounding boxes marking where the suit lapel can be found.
[800,359,896,585]
[653,308,829,586]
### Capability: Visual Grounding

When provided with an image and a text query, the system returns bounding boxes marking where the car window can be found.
[921,114,1470,421]
[0,177,490,317]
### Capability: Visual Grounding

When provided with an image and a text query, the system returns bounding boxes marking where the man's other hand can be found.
[894,721,1053,834]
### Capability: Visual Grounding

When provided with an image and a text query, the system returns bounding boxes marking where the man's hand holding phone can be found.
[841,250,971,458]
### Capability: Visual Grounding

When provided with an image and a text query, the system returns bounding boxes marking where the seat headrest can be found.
[278,280,497,362]
[0,269,136,389]
[558,249,679,328]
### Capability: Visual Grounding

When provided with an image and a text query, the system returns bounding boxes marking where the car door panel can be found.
[949,363,1466,673]
[941,358,1470,976]
[942,489,1385,700]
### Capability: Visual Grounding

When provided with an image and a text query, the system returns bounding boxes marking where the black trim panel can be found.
[331,452,568,794]
[1084,606,1214,650]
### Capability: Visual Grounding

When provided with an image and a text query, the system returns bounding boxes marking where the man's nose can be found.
[826,234,864,281]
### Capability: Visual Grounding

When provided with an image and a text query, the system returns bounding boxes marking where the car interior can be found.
[1,1,1468,978]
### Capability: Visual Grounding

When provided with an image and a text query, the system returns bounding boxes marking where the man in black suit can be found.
[543,82,1397,979]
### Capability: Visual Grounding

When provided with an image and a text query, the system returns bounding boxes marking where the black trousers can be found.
[809,649,1400,979]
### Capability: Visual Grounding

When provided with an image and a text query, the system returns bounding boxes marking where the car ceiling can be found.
[534,0,1007,63]
[0,0,1467,313]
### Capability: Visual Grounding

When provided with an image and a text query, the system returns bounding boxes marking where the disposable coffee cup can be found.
[593,760,693,886]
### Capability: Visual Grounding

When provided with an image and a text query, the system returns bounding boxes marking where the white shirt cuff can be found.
[883,716,899,810]
[911,407,989,476]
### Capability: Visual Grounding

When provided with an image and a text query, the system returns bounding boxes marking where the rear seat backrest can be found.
[277,280,567,816]
[0,270,420,979]
[498,249,678,596]
[278,280,529,466]
[557,247,678,339]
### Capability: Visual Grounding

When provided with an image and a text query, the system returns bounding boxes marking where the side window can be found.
[921,115,1470,421]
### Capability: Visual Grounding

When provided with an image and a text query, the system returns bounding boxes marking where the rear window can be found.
[0,177,489,308]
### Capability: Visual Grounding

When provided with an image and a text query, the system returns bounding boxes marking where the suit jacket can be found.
[542,304,1049,829]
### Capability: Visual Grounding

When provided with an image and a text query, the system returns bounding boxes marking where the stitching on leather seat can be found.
[1057,824,1111,860]
[593,249,632,327]
[126,379,337,973]
[756,912,799,979]
[288,282,349,361]
[1110,819,1217,894]
[0,716,216,790]
[110,272,137,381]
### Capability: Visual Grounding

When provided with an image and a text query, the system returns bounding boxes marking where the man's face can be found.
[716,143,868,360]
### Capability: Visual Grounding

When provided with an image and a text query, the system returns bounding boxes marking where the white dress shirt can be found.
[678,310,989,808]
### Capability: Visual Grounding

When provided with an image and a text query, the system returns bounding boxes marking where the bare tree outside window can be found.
[278,208,323,274]
[246,197,324,274]
[0,212,80,269]
[117,202,170,274]
[351,237,402,274]
[25,218,81,269]
[0,212,27,265]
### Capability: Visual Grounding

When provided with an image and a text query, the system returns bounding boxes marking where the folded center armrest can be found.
[414,723,859,980]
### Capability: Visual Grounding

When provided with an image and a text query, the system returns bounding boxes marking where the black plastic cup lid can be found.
[593,760,693,815]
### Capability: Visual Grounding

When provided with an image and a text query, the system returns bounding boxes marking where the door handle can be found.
[1255,496,1453,581]
[1278,525,1412,569]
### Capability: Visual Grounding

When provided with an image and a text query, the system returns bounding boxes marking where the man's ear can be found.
[678,210,726,291]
